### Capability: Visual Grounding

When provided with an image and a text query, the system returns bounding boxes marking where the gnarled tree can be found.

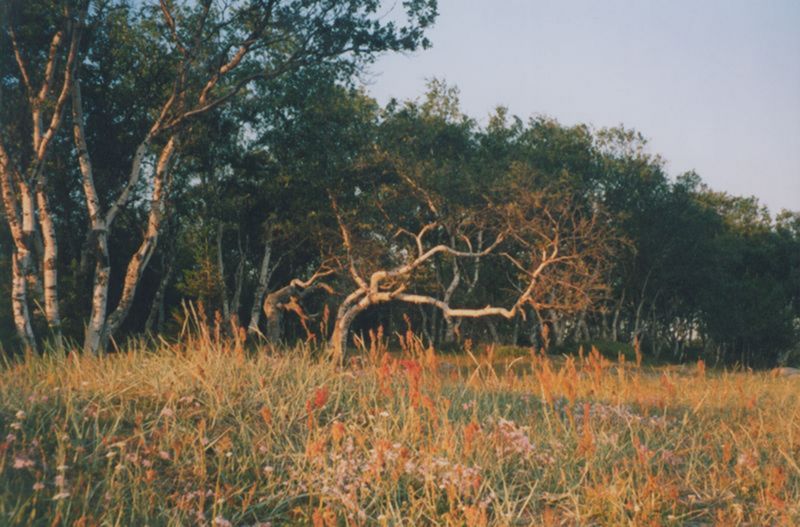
[328,171,614,359]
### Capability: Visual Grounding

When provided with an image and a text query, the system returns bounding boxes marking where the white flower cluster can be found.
[296,436,485,520]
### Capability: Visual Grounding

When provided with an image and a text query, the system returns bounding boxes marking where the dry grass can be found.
[1,331,799,526]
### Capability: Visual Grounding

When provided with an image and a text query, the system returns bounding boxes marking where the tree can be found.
[1,0,85,350]
[327,148,614,358]
[67,0,436,353]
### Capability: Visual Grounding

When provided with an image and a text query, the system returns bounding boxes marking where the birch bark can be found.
[247,241,272,335]
[0,145,38,352]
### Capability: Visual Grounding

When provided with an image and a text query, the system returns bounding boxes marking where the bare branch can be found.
[8,27,34,100]
[331,196,369,290]
[37,28,65,104]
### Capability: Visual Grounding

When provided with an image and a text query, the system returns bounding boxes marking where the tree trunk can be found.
[11,253,37,353]
[35,187,61,343]
[430,305,439,346]
[486,319,500,343]
[101,136,176,345]
[328,285,373,360]
[577,312,590,342]
[551,313,565,347]
[145,248,175,334]
[261,274,331,344]
[442,252,461,343]
[83,229,110,355]
[229,231,246,325]
[329,299,368,360]
[1,152,38,352]
[18,183,43,300]
[418,306,433,344]
[216,223,230,321]
[611,288,625,342]
[247,241,272,334]
[633,296,645,344]
[511,313,520,346]
[3,13,82,352]
[215,227,246,328]
[263,296,284,344]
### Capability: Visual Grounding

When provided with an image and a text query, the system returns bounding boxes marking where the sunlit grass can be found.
[1,331,798,526]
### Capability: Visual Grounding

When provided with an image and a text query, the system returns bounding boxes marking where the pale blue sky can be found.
[367,0,800,213]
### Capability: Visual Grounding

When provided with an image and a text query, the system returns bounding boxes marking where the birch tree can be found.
[0,0,86,350]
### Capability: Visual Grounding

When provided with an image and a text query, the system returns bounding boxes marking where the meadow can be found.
[1,328,798,526]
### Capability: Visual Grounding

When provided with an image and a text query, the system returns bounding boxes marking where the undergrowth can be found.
[1,330,799,526]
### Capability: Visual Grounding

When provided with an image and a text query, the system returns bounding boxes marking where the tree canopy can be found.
[1,1,798,367]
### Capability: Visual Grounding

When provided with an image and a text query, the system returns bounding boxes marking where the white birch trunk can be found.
[18,182,42,298]
[247,241,272,334]
[1,149,38,352]
[442,255,461,343]
[102,137,176,343]
[73,76,174,353]
[11,253,37,353]
[84,230,110,355]
[35,187,61,342]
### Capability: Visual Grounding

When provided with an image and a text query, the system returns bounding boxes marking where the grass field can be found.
[1,330,799,526]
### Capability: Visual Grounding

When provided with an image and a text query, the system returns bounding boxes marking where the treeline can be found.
[1,1,798,366]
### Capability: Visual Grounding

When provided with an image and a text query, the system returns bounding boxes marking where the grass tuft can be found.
[1,336,799,525]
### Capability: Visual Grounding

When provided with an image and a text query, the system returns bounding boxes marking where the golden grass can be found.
[1,334,798,526]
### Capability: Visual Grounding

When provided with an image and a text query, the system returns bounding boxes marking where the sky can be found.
[366,0,800,214]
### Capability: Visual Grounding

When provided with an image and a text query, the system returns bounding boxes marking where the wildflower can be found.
[15,410,26,420]
[54,475,66,487]
[5,433,16,443]
[33,482,45,491]
[312,386,329,410]
[160,407,175,418]
[660,449,682,466]
[158,450,171,460]
[736,451,758,470]
[13,455,35,469]
[331,421,346,444]
[10,422,22,430]
[494,418,536,457]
